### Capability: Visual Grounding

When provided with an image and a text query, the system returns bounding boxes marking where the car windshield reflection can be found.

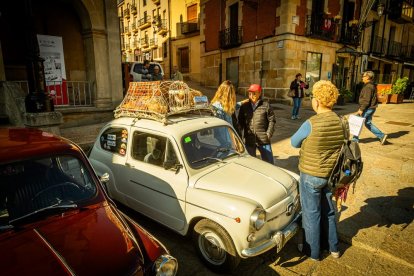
[0,155,97,227]
[181,126,245,169]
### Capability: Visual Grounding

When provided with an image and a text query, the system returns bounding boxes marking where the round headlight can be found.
[250,208,266,231]
[154,254,178,276]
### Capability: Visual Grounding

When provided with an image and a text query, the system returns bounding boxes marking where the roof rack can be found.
[114,81,215,124]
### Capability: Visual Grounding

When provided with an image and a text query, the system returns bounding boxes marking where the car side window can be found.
[132,132,168,167]
[99,127,128,156]
[133,63,143,74]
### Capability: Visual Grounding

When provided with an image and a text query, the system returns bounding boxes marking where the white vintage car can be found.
[89,114,301,272]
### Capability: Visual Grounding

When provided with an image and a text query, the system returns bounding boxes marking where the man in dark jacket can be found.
[238,84,276,164]
[354,71,387,145]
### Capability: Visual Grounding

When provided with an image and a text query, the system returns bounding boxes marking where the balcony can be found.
[181,21,199,34]
[132,23,138,33]
[386,40,402,58]
[156,18,168,35]
[219,26,243,49]
[131,5,137,15]
[152,0,160,5]
[124,26,131,36]
[141,37,149,48]
[388,0,414,24]
[401,45,414,61]
[150,38,158,48]
[305,15,338,41]
[339,24,361,46]
[124,8,130,19]
[138,15,151,30]
[370,35,388,56]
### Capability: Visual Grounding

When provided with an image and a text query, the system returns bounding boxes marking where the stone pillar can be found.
[24,112,63,136]
[83,29,112,108]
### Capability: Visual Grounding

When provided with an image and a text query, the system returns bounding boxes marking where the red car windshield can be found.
[0,155,97,226]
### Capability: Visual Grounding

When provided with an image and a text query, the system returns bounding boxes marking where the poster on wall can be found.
[37,34,68,105]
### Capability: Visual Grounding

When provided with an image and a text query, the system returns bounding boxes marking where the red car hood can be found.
[0,205,143,276]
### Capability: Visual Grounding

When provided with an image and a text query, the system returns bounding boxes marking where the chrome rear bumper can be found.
[241,212,301,258]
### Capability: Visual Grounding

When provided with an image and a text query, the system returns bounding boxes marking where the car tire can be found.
[192,218,240,273]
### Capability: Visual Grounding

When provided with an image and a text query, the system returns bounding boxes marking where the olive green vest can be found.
[299,111,344,178]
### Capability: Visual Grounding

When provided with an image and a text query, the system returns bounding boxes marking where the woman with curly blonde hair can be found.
[291,80,344,261]
[211,80,237,124]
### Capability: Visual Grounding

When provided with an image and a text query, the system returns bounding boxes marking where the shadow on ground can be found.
[339,187,414,239]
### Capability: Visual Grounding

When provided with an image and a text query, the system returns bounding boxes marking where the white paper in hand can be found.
[348,114,365,137]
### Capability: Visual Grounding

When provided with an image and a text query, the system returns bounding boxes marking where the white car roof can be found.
[106,115,231,138]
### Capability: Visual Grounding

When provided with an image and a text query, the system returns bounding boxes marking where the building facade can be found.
[118,0,201,81]
[200,0,414,98]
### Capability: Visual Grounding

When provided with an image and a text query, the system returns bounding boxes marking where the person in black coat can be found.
[238,84,276,164]
[290,73,309,120]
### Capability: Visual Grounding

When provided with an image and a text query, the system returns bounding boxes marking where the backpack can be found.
[328,117,363,192]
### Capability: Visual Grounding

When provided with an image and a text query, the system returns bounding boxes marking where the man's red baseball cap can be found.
[248,84,262,93]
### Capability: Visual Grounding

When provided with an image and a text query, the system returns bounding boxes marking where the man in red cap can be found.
[238,84,276,164]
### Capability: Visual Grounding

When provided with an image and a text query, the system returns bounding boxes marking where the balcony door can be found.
[229,3,238,45]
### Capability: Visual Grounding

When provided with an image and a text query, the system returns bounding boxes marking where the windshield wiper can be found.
[191,156,223,165]
[216,147,241,157]
[10,201,78,225]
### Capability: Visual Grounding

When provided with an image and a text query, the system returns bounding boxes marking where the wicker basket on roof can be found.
[114,81,205,120]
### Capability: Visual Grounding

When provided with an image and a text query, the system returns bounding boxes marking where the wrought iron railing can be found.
[387,40,402,57]
[370,35,388,55]
[305,15,338,41]
[138,15,151,28]
[181,21,199,34]
[13,81,93,107]
[219,26,243,49]
[401,45,414,60]
[339,25,361,46]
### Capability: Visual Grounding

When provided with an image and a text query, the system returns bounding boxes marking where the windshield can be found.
[181,125,245,169]
[0,155,97,227]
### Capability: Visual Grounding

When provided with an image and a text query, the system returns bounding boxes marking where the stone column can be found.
[83,29,112,108]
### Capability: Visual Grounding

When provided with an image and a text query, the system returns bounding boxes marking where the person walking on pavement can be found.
[291,80,343,261]
[290,73,309,120]
[238,84,276,164]
[171,65,183,81]
[354,71,387,145]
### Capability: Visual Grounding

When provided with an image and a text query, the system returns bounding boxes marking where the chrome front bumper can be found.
[241,212,301,258]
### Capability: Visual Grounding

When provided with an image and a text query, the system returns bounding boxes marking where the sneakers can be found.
[380,134,388,145]
[296,115,301,119]
[291,116,296,120]
[331,251,341,259]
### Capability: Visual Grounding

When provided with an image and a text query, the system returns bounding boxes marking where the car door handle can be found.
[125,162,135,168]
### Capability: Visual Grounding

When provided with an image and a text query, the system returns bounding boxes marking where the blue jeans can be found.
[292,97,302,117]
[353,108,385,141]
[246,144,274,164]
[299,172,339,259]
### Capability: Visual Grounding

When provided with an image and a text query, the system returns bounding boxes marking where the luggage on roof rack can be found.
[114,81,214,122]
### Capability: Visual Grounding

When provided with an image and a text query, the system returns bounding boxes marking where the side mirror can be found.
[100,173,110,184]
[164,161,183,173]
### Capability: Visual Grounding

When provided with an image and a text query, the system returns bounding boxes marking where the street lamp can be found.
[377,3,385,17]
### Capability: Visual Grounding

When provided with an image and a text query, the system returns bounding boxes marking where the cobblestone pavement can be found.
[62,82,414,275]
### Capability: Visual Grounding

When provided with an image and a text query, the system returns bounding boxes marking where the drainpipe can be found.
[378,0,388,71]
[219,0,222,84]
[168,0,172,79]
